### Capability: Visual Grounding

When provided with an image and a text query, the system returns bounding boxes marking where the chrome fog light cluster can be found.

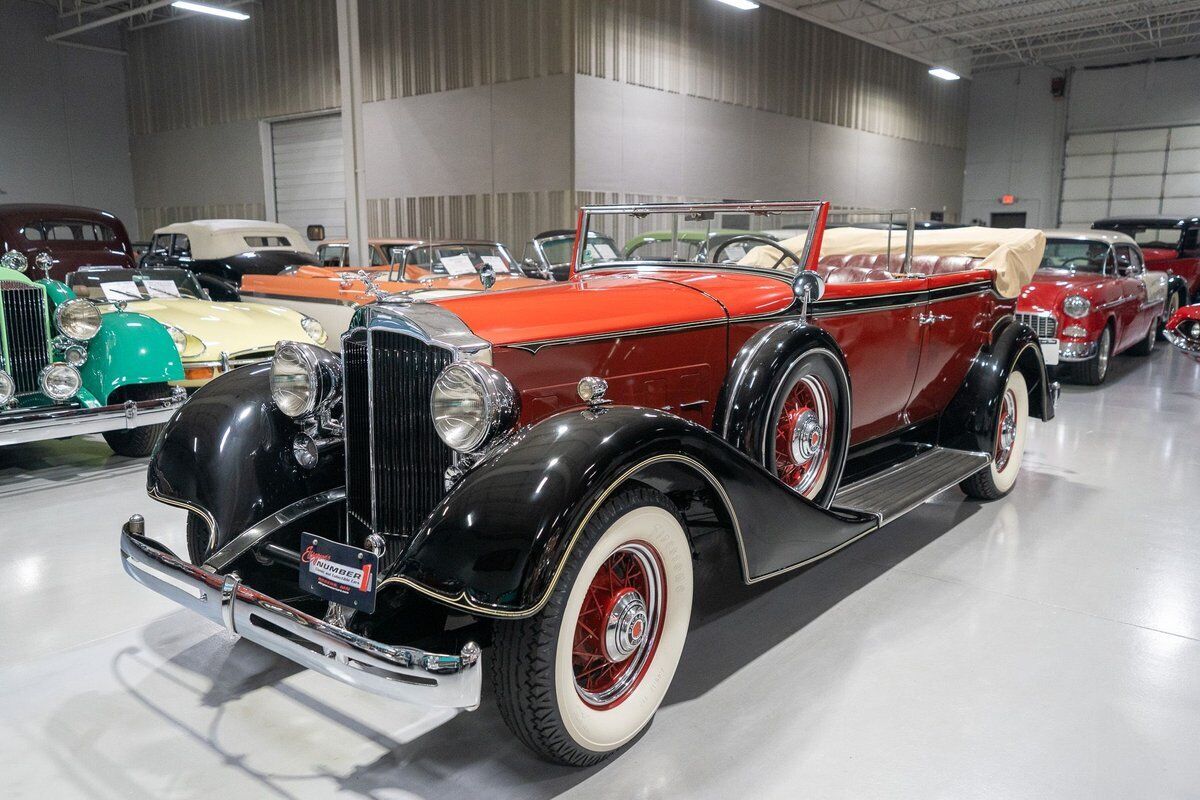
[1062,324,1087,338]
[270,341,341,419]
[39,362,82,401]
[55,299,102,341]
[430,362,519,453]
[0,370,14,405]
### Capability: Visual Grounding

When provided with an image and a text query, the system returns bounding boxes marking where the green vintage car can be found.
[0,251,185,456]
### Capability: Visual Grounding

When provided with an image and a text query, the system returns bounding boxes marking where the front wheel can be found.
[1158,293,1181,340]
[764,349,845,506]
[1075,326,1112,385]
[102,383,172,457]
[491,486,693,766]
[961,370,1029,500]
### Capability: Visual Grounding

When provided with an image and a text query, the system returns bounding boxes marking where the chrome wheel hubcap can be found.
[995,389,1018,472]
[775,374,834,499]
[603,589,648,662]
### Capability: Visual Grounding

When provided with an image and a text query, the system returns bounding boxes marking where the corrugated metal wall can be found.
[136,203,266,238]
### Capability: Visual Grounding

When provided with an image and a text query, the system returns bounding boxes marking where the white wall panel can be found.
[1167,148,1200,173]
[1060,200,1110,224]
[1115,128,1169,152]
[1110,175,1162,200]
[1164,173,1200,197]
[271,115,345,238]
[1062,177,1111,201]
[1064,154,1113,178]
[1113,151,1165,176]
[1066,133,1114,156]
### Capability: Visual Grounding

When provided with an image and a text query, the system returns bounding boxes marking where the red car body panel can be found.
[1143,248,1200,294]
[1164,303,1200,360]
[1018,269,1156,355]
[0,203,136,281]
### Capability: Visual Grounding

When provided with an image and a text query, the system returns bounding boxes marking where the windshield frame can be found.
[1039,239,1113,276]
[68,267,211,302]
[571,201,836,281]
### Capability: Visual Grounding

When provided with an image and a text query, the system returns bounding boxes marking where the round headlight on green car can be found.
[430,362,519,453]
[270,341,340,419]
[300,315,328,346]
[0,251,27,273]
[39,362,82,401]
[1062,294,1091,319]
[0,370,14,405]
[55,298,102,341]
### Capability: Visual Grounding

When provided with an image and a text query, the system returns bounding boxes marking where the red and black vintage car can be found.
[1093,215,1200,302]
[0,204,137,281]
[120,202,1055,766]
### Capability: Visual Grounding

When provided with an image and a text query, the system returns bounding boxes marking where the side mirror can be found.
[792,270,825,315]
[306,224,326,242]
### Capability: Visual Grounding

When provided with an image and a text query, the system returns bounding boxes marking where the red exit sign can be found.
[1000,194,1017,205]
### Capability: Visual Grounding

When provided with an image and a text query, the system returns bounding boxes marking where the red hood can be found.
[432,271,736,347]
[1141,247,1176,262]
[1166,303,1200,331]
[1018,269,1112,315]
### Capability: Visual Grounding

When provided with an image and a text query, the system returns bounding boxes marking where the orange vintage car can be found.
[240,239,547,340]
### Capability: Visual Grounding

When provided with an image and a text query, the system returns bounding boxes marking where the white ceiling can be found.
[764,0,1200,75]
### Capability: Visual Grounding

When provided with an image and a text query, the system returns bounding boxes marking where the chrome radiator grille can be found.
[0,281,51,394]
[1016,312,1058,339]
[343,328,455,546]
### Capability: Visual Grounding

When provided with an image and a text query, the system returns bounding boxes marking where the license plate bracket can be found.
[298,534,378,613]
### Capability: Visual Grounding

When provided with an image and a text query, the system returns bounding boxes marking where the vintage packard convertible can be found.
[1017,230,1178,385]
[0,251,184,454]
[120,202,1055,766]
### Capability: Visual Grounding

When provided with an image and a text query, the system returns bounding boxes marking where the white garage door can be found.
[271,114,346,238]
[1060,125,1200,225]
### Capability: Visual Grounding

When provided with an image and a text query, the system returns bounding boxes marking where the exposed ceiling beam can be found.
[46,0,173,42]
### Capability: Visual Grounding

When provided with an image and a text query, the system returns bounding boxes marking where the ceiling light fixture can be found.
[715,0,760,9]
[171,1,250,21]
[928,67,961,81]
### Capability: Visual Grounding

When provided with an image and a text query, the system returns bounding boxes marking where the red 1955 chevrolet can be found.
[120,202,1055,766]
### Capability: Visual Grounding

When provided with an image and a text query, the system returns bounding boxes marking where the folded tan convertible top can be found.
[739,226,1046,298]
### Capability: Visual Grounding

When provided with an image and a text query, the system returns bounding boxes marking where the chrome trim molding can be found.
[203,487,348,572]
[120,517,482,710]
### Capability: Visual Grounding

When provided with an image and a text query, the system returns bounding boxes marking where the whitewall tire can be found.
[961,369,1029,500]
[491,485,693,766]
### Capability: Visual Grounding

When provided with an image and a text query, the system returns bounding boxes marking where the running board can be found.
[832,447,991,525]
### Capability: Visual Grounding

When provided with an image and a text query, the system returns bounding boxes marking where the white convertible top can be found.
[740,226,1046,298]
[153,219,313,260]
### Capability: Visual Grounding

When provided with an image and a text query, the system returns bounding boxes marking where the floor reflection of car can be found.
[623,229,777,261]
[1016,230,1174,385]
[140,219,320,300]
[240,240,547,343]
[522,229,622,280]
[68,267,328,388]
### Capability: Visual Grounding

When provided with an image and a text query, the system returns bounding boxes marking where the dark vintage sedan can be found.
[120,202,1055,767]
[0,203,137,282]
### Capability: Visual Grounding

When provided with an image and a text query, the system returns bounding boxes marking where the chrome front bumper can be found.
[1164,328,1200,360]
[0,389,186,446]
[119,516,482,710]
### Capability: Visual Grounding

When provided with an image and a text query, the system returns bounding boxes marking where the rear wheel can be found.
[491,486,693,766]
[1075,326,1112,385]
[101,382,172,457]
[1158,292,1181,340]
[765,350,844,506]
[961,370,1029,500]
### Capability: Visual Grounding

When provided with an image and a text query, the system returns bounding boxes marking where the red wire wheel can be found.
[772,373,835,499]
[571,542,666,709]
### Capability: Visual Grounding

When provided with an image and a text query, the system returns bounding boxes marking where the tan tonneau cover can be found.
[739,226,1045,298]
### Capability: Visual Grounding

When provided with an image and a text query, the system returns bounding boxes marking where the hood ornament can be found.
[35,251,53,278]
[356,270,390,300]
[478,264,496,291]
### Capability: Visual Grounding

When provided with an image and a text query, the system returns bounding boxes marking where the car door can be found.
[1113,244,1149,348]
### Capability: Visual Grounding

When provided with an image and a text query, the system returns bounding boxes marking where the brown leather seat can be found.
[816,253,983,279]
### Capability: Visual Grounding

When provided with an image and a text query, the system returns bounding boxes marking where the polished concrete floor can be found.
[2,347,1198,799]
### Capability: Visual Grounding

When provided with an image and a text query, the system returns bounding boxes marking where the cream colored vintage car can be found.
[67,267,327,387]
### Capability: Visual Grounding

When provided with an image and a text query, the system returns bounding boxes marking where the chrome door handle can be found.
[918,313,952,325]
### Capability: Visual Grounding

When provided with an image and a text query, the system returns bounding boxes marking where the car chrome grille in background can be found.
[0,281,51,395]
[1016,312,1058,339]
[342,328,455,556]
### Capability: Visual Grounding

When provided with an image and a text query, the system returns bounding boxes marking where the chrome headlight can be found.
[55,299,102,341]
[300,315,328,346]
[270,341,340,419]
[1062,295,1091,319]
[1,251,27,273]
[39,362,82,401]
[430,362,519,453]
[0,371,14,405]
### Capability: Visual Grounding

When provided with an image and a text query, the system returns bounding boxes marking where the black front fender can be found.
[382,406,876,618]
[939,320,1054,453]
[147,364,342,550]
